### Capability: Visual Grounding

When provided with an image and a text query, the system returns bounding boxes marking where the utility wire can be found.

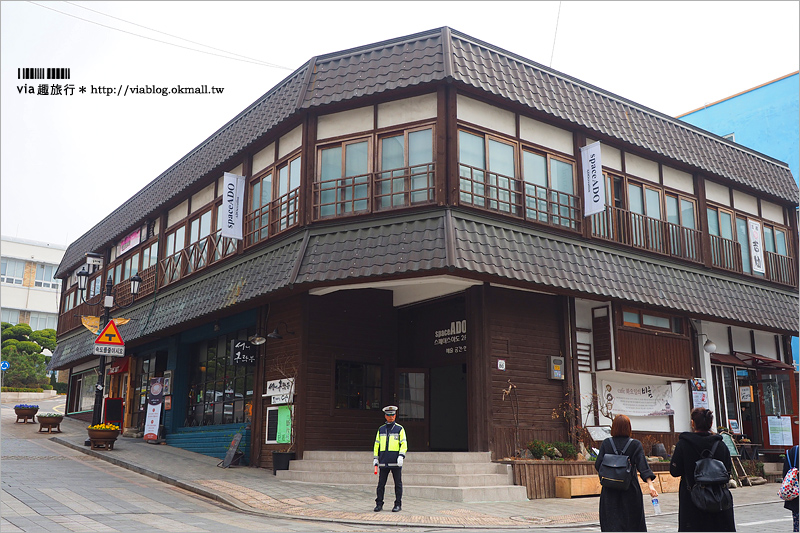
[27,1,292,70]
[550,1,562,68]
[63,1,290,70]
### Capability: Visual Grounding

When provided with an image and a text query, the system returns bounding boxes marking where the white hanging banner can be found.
[748,220,765,274]
[580,141,605,216]
[602,381,675,417]
[221,172,245,240]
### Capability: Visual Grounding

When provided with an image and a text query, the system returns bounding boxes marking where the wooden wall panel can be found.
[303,289,397,452]
[616,329,693,378]
[486,287,568,459]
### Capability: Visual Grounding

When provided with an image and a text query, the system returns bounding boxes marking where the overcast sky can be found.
[2,1,798,247]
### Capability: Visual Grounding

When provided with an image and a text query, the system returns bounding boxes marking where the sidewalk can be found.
[9,408,782,529]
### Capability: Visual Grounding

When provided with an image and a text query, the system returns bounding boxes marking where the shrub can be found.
[552,441,577,460]
[54,382,68,394]
[527,440,549,459]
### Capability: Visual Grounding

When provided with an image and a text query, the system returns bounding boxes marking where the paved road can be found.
[2,398,407,533]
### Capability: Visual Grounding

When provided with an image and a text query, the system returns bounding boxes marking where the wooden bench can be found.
[556,472,678,498]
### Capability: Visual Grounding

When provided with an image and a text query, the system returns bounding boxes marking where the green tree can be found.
[1,322,55,388]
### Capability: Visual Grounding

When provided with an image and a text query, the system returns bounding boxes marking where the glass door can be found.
[397,369,428,451]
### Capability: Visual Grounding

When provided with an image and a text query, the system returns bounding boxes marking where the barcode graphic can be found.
[18,68,71,80]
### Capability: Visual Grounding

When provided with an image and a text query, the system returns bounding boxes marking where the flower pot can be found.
[37,415,64,433]
[87,428,120,450]
[272,451,296,475]
[14,407,38,423]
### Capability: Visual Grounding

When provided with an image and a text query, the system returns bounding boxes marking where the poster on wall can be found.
[602,381,675,416]
[739,386,753,403]
[692,389,709,409]
[276,405,292,444]
[143,377,164,441]
[768,416,793,446]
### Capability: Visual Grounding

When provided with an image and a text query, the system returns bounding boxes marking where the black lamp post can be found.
[76,268,142,436]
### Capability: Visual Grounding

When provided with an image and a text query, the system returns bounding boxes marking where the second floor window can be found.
[276,155,301,231]
[1,258,25,285]
[522,149,577,229]
[378,127,434,209]
[318,139,370,217]
[34,264,60,290]
[459,130,517,213]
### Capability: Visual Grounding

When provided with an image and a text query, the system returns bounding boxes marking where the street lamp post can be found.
[77,269,141,433]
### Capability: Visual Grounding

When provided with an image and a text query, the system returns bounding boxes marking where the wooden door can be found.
[757,369,798,450]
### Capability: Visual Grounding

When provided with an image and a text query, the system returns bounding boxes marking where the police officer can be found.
[373,405,407,512]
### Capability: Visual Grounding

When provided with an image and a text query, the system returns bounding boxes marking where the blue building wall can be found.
[678,72,799,370]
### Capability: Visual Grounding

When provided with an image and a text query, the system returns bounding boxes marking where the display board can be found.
[104,397,123,425]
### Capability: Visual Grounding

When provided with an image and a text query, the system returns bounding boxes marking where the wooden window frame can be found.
[315,136,372,219]
[620,306,685,336]
[521,146,579,230]
[376,124,436,211]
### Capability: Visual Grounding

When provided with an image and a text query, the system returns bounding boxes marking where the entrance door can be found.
[429,364,468,451]
[397,369,427,451]
[757,370,798,449]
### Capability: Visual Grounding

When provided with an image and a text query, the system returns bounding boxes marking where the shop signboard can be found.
[143,377,164,441]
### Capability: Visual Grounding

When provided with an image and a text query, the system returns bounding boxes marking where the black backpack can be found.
[598,437,633,490]
[689,440,733,512]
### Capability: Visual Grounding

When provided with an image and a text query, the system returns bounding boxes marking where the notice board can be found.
[104,397,124,425]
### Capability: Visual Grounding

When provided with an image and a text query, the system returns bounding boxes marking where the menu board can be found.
[768,416,793,446]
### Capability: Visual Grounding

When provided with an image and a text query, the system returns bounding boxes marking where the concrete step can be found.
[277,469,513,487]
[302,450,493,463]
[277,451,528,502]
[288,459,509,475]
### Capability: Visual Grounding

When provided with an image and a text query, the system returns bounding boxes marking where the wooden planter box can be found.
[15,408,38,423]
[503,460,672,499]
[37,416,64,433]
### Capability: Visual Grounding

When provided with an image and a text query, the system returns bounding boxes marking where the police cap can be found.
[382,405,398,416]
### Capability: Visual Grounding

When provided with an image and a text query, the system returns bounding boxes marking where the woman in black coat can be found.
[595,414,658,531]
[784,444,799,532]
[669,407,735,531]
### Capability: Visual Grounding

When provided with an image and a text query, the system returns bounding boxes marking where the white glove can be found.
[373,458,379,467]
[397,456,404,467]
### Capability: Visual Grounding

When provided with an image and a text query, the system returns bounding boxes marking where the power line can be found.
[26,1,292,70]
[63,1,290,70]
[550,1,562,68]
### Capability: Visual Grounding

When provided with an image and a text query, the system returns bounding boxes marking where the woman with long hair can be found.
[595,414,658,531]
[670,407,735,531]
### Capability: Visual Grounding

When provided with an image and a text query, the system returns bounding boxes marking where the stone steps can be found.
[276,451,528,502]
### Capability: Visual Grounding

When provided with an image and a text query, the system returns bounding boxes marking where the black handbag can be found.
[598,437,633,490]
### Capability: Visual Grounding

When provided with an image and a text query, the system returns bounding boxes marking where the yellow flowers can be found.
[88,423,119,430]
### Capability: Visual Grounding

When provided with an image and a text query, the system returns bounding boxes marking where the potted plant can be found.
[14,404,39,423]
[37,412,64,433]
[87,422,120,450]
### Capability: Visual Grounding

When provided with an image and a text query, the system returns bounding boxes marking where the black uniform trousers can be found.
[375,466,402,506]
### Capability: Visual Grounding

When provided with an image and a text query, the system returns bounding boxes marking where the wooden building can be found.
[49,28,799,468]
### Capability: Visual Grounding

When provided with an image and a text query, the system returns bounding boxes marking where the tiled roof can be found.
[51,208,798,370]
[57,27,797,286]
[49,235,303,370]
[449,211,798,333]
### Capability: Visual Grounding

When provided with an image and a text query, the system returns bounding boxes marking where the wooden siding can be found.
[303,289,397,452]
[616,328,693,378]
[486,287,568,460]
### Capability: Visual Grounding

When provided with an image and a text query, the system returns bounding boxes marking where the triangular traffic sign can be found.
[95,320,125,346]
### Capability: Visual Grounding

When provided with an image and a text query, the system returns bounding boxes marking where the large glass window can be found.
[141,240,159,270]
[1,308,20,324]
[186,330,255,427]
[665,194,698,260]
[34,264,60,289]
[1,258,25,285]
[522,149,577,228]
[318,140,369,217]
[378,127,434,209]
[276,155,301,230]
[335,361,382,410]
[247,171,272,244]
[458,131,517,213]
[29,312,57,330]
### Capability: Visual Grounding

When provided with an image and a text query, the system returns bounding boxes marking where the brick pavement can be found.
[2,400,784,529]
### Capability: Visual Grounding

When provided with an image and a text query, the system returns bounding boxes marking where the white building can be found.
[1,236,66,330]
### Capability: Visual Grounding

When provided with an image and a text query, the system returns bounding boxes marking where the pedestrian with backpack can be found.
[595,414,658,531]
[781,444,799,531]
[670,407,735,531]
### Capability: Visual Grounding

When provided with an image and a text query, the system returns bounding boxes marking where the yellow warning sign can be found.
[95,321,125,346]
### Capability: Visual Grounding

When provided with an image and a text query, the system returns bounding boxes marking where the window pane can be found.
[381,135,404,170]
[550,159,574,194]
[680,199,695,229]
[523,151,547,187]
[628,184,644,214]
[736,217,750,273]
[321,147,342,180]
[345,142,368,177]
[642,314,670,329]
[408,129,432,166]
[488,139,514,177]
[707,208,719,236]
[459,131,485,168]
[251,181,261,211]
[763,226,776,253]
[623,311,640,325]
[776,229,787,256]
[200,211,212,238]
[666,196,679,225]
[289,157,301,189]
[645,188,661,218]
[130,253,139,277]
[719,212,733,240]
[279,165,289,197]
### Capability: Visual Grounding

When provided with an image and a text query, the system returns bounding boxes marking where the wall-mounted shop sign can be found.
[264,378,294,399]
[432,319,467,356]
[739,385,753,403]
[602,381,675,417]
[230,340,256,365]
[119,227,141,256]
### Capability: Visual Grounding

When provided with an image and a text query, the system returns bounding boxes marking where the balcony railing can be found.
[708,234,742,273]
[766,250,797,286]
[313,164,436,220]
[159,229,238,288]
[590,206,702,264]
[459,163,582,232]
